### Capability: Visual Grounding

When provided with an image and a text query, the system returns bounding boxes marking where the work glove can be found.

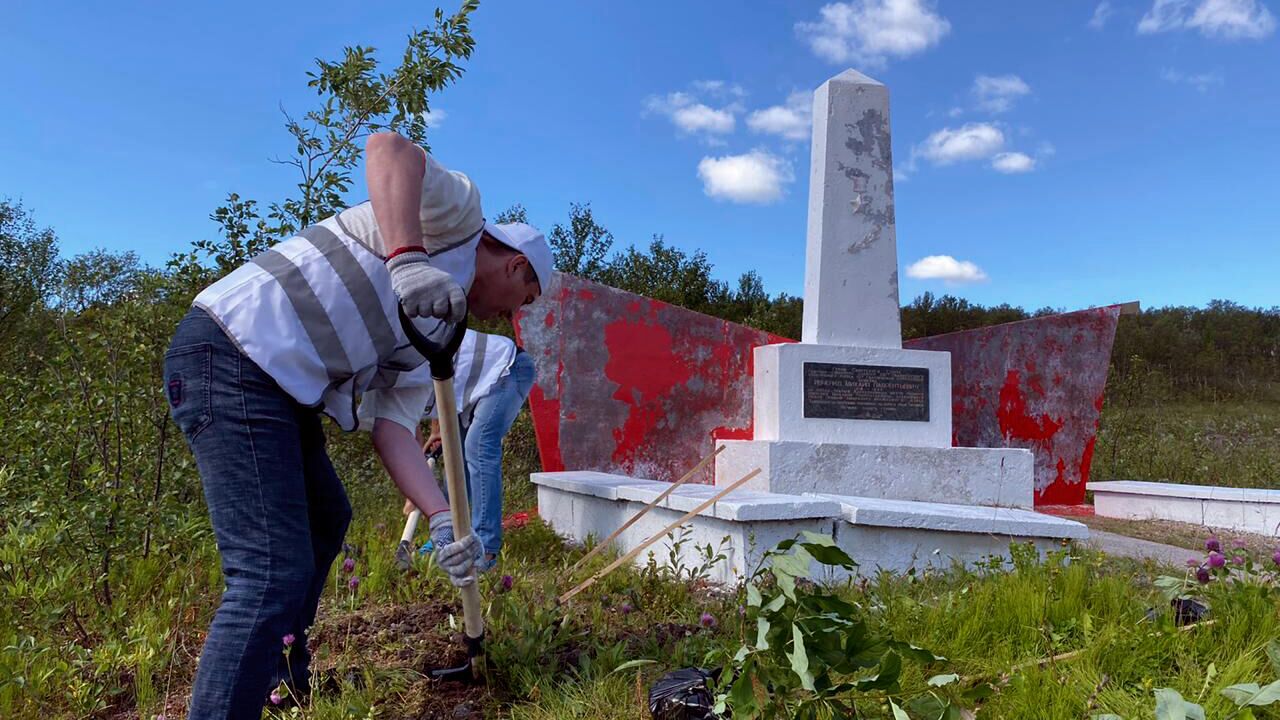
[386,249,467,323]
[428,512,483,587]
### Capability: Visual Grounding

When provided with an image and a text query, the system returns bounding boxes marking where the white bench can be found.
[1091,481,1280,537]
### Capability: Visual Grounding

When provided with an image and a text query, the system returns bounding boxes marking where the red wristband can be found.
[385,245,427,262]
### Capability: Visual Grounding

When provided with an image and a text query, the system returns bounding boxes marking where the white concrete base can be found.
[534,471,1087,584]
[753,343,952,448]
[1092,481,1280,538]
[716,439,1035,509]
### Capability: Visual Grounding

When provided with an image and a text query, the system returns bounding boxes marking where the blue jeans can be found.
[460,350,536,556]
[165,308,351,719]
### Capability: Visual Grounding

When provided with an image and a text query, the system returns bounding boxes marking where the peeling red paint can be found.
[515,273,1121,505]
[997,370,1064,443]
[527,385,564,472]
[910,306,1121,504]
[712,425,754,441]
[1079,435,1097,484]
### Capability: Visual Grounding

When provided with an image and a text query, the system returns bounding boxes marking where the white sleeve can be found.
[419,150,484,251]
[358,386,433,433]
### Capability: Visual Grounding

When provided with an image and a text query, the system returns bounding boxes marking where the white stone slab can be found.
[614,481,843,521]
[833,524,1064,576]
[530,470,669,501]
[752,343,952,447]
[1090,481,1280,504]
[1092,481,1280,537]
[716,439,1034,509]
[810,493,1088,539]
[803,69,902,349]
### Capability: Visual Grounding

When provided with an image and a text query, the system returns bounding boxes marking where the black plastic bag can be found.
[1144,597,1209,626]
[648,667,723,720]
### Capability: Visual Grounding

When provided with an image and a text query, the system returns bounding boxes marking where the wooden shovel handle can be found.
[434,378,484,641]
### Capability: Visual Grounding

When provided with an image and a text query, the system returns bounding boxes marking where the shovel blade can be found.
[428,660,475,683]
[428,632,485,684]
[394,540,413,571]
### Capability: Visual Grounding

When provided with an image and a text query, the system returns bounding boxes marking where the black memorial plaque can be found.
[802,363,930,422]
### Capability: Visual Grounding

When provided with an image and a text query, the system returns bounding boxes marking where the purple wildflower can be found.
[1205,536,1222,553]
[343,557,356,574]
[1186,558,1200,568]
[282,633,295,647]
[1232,556,1246,566]
[348,575,360,591]
[1208,552,1226,569]
[500,575,514,592]
[270,690,283,705]
[1273,549,1280,567]
[1196,567,1211,584]
[618,602,634,615]
[700,612,717,629]
[1232,538,1248,549]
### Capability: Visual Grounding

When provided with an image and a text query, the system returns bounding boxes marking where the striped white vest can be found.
[193,208,478,431]
[425,331,517,418]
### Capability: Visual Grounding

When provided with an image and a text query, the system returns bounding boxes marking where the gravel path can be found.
[1085,529,1193,567]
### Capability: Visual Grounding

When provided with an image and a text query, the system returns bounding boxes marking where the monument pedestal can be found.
[715,440,1033,508]
[751,343,951,447]
[530,68,1086,582]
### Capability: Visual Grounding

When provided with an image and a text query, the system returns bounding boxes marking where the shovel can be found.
[397,307,485,684]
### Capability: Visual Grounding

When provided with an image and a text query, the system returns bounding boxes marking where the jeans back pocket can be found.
[164,343,213,440]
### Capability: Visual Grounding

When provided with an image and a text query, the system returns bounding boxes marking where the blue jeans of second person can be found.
[460,350,536,557]
[165,307,352,720]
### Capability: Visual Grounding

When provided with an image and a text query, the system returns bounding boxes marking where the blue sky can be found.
[3,0,1278,311]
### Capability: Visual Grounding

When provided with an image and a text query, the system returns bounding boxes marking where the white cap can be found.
[484,222,554,296]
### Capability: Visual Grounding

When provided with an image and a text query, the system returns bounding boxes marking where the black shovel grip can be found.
[397,305,468,381]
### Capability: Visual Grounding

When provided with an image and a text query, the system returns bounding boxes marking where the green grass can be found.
[1094,400,1280,489]
[5,404,1280,719]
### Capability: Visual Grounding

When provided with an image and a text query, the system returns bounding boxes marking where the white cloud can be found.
[1089,1,1115,28]
[916,123,1006,165]
[697,150,794,204]
[421,108,447,128]
[991,152,1036,174]
[674,104,736,134]
[746,91,812,141]
[691,80,747,99]
[1161,67,1225,91]
[905,255,989,284]
[972,74,1031,113]
[1138,0,1275,39]
[645,91,738,139]
[796,0,951,66]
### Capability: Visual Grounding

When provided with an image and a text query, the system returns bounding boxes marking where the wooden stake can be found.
[569,445,725,573]
[558,467,762,605]
[1008,619,1215,672]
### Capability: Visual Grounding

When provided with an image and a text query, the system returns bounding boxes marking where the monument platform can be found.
[534,471,1086,584]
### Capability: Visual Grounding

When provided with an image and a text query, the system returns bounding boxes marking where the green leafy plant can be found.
[711,532,980,719]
